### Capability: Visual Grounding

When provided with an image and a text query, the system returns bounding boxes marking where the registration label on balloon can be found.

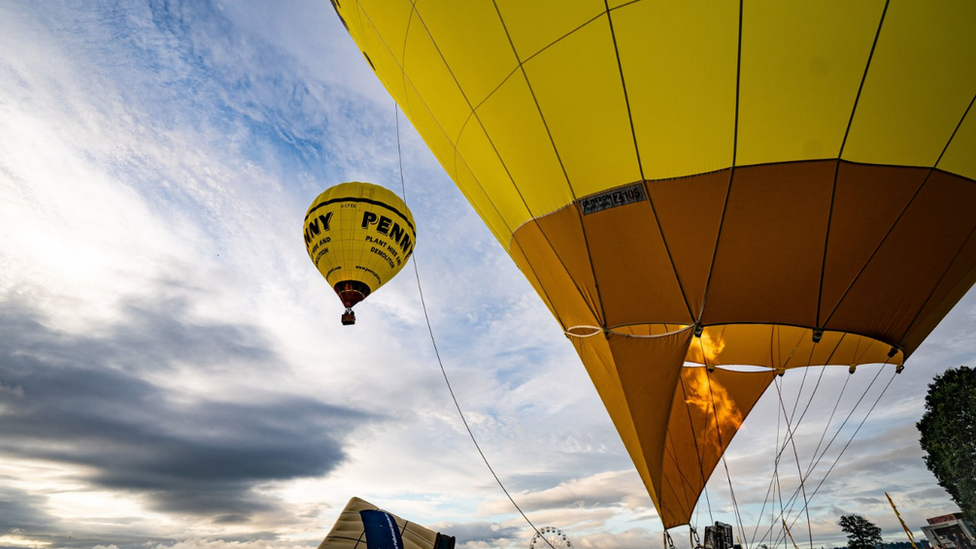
[579,183,647,215]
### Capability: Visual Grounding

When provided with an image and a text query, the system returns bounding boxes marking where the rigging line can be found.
[754,365,853,547]
[755,364,858,546]
[702,369,747,545]
[797,365,891,497]
[772,379,813,549]
[765,398,789,549]
[780,327,844,470]
[679,364,714,525]
[762,469,782,548]
[774,365,826,465]
[749,459,777,546]
[783,369,897,534]
[694,483,702,535]
[787,349,813,422]
[395,103,406,199]
[752,372,793,547]
[767,362,889,541]
[761,470,775,548]
[756,373,810,548]
[786,333,849,452]
[775,392,786,547]
[802,361,887,483]
[801,363,852,478]
[395,103,555,549]
[750,386,785,547]
[696,372,715,528]
[772,469,780,548]
[663,433,700,523]
[773,344,818,468]
[704,484,713,529]
[721,453,748,549]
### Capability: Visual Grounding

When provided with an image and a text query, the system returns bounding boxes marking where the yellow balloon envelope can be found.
[333,0,976,528]
[304,182,416,324]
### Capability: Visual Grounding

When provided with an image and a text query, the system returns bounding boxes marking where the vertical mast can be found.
[885,492,920,549]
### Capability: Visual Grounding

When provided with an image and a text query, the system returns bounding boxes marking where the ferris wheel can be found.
[529,527,573,549]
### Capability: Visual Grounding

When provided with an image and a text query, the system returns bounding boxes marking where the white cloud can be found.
[146,539,316,549]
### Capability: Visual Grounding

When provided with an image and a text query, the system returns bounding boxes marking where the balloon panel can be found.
[940,110,976,177]
[520,18,640,198]
[403,25,471,143]
[418,0,512,108]
[614,0,738,177]
[642,170,731,319]
[842,1,976,168]
[702,161,835,329]
[735,0,883,165]
[657,366,775,528]
[494,0,604,61]
[472,75,570,217]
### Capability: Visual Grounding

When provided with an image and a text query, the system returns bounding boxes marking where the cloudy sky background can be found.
[1,2,974,549]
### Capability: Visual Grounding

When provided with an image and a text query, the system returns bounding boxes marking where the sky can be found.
[1,2,974,549]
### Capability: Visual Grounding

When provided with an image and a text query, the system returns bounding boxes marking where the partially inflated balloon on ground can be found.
[304,182,416,325]
[318,497,455,549]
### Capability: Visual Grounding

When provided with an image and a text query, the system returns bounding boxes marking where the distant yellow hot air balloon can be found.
[332,0,976,529]
[304,182,416,325]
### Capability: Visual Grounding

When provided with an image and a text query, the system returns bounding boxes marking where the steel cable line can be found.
[394,103,556,549]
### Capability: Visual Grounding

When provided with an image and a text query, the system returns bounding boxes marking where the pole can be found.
[783,519,800,549]
[885,492,920,549]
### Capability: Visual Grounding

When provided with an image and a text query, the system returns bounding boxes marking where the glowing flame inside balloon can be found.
[686,330,727,365]
[682,368,744,453]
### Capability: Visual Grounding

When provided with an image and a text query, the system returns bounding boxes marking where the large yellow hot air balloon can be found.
[331,0,976,529]
[305,182,416,325]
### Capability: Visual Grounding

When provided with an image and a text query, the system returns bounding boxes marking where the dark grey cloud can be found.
[0,294,378,524]
[0,483,55,533]
[907,487,950,500]
[1,289,276,376]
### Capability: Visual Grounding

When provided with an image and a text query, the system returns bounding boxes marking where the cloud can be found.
[144,539,315,549]
[0,294,377,522]
[0,484,55,533]
[429,521,521,545]
[480,470,652,516]
[574,528,658,549]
